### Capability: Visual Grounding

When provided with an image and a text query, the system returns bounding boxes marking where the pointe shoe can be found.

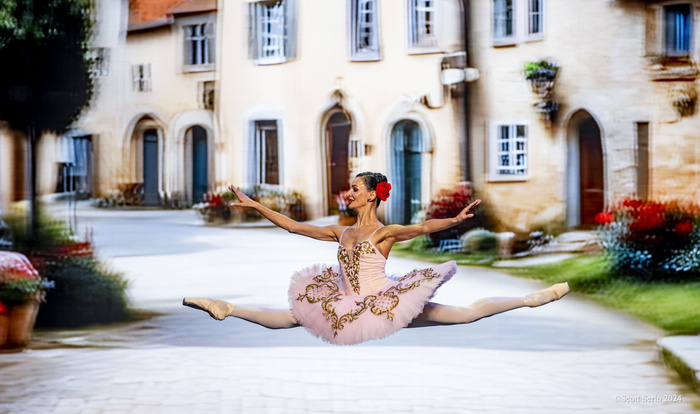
[524,283,570,307]
[182,297,235,320]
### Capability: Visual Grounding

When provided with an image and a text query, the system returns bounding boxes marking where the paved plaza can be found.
[1,206,699,413]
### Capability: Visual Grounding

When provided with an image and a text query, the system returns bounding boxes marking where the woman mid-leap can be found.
[183,172,569,345]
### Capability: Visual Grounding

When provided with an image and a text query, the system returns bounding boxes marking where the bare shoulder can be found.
[377,224,404,239]
[325,224,348,241]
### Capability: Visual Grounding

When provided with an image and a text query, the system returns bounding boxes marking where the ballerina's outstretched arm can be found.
[383,199,481,243]
[228,185,342,242]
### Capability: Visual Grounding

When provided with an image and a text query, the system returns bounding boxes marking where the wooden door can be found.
[579,119,604,227]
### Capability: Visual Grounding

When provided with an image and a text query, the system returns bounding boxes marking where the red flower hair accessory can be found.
[376,182,391,201]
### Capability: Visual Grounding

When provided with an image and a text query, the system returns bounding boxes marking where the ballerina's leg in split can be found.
[184,172,569,344]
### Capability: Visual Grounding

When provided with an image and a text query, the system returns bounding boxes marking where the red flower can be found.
[595,212,614,225]
[376,182,391,201]
[674,222,694,237]
[0,301,6,313]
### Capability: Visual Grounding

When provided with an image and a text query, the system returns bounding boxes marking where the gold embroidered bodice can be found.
[336,228,388,295]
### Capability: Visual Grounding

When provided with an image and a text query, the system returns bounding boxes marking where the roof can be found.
[128,0,216,33]
[170,0,217,16]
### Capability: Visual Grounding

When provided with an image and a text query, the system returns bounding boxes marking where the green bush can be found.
[2,210,74,254]
[4,210,131,327]
[35,257,129,327]
[460,228,497,253]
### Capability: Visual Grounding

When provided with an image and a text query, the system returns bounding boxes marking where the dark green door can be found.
[391,121,422,224]
[192,126,208,204]
[143,129,159,206]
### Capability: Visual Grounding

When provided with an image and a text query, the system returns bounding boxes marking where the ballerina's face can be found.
[346,177,375,209]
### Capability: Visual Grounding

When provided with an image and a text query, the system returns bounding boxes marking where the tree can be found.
[0,0,94,247]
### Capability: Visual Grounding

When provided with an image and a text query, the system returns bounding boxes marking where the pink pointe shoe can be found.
[182,297,235,320]
[524,283,570,307]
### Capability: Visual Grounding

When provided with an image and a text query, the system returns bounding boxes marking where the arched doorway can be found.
[391,120,423,224]
[567,110,604,227]
[187,125,208,204]
[143,129,159,206]
[326,111,351,213]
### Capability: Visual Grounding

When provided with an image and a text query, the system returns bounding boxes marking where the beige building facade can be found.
[468,0,700,232]
[68,0,472,223]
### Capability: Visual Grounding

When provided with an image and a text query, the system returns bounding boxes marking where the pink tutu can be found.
[288,260,456,345]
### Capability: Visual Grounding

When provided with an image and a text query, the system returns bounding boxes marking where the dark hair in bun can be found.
[356,172,388,206]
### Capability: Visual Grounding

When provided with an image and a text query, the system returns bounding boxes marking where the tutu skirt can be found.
[288,261,456,345]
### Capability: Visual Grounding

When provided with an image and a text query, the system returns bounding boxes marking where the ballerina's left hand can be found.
[456,199,481,221]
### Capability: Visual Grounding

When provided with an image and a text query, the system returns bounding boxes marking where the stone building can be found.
[467,0,700,232]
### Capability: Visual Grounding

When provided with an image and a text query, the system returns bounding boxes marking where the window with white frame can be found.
[489,123,528,180]
[253,120,280,185]
[493,0,544,45]
[249,0,297,65]
[527,0,543,38]
[493,0,514,44]
[88,48,110,77]
[664,4,692,56]
[408,0,438,51]
[184,23,214,69]
[350,0,381,61]
[132,63,151,92]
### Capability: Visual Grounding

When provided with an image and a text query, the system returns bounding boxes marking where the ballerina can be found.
[183,172,569,345]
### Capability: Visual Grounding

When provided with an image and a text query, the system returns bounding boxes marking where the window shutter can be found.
[206,22,215,64]
[183,26,192,65]
[145,63,152,91]
[248,3,259,60]
[131,65,139,91]
[645,5,662,56]
[284,0,298,60]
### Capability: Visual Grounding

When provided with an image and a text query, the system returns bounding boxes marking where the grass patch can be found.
[503,254,700,335]
[392,240,497,266]
[394,244,700,335]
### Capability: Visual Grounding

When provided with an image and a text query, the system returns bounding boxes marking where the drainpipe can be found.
[461,0,472,182]
[421,1,477,183]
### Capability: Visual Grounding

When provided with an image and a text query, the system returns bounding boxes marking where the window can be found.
[254,121,280,185]
[408,0,437,50]
[249,0,297,65]
[88,48,110,77]
[665,4,691,56]
[132,64,151,92]
[201,81,215,111]
[350,0,381,61]
[493,0,544,45]
[527,0,543,38]
[184,23,214,69]
[493,0,514,43]
[489,123,528,180]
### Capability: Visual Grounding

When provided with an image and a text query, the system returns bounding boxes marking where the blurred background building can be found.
[468,0,700,231]
[75,0,469,223]
[1,0,699,232]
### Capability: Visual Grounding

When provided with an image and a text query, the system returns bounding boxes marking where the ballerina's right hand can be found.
[228,185,256,208]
